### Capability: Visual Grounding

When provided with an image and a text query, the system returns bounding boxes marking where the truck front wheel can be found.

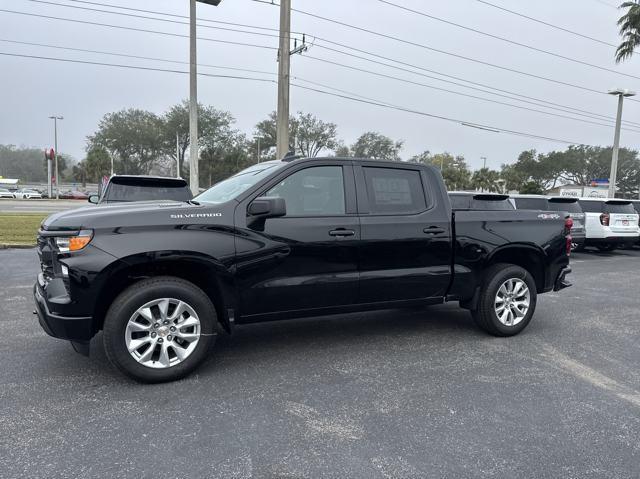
[471,264,537,337]
[103,277,219,383]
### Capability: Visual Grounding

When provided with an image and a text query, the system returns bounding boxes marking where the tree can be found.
[351,132,403,161]
[519,181,544,195]
[87,109,165,175]
[410,151,471,190]
[199,132,250,188]
[471,167,501,192]
[253,111,339,160]
[291,112,339,157]
[0,145,47,182]
[616,1,640,63]
[162,100,235,177]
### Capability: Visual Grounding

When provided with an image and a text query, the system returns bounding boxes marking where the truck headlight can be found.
[55,230,93,252]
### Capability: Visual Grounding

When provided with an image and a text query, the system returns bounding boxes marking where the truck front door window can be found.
[265,166,345,216]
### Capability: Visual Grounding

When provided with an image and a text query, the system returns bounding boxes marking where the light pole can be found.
[481,156,487,169]
[48,115,63,199]
[189,0,222,196]
[607,88,636,198]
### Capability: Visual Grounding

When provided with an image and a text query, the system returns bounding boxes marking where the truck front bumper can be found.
[553,266,572,291]
[33,279,93,342]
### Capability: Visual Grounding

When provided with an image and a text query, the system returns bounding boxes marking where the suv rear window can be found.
[363,167,427,215]
[449,194,469,209]
[513,197,548,210]
[471,198,514,210]
[578,200,602,213]
[105,179,192,202]
[547,199,582,213]
[604,201,635,214]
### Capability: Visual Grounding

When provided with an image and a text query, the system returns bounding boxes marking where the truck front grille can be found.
[37,234,55,281]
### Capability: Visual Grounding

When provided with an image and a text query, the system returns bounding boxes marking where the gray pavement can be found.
[0,199,90,213]
[0,248,639,478]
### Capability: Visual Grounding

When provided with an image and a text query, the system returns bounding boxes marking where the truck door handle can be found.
[329,228,355,237]
[423,226,445,234]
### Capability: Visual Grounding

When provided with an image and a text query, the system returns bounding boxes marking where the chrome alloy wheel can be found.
[494,278,530,327]
[125,298,201,369]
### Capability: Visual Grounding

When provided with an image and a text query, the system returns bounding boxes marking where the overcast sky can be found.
[1,0,639,170]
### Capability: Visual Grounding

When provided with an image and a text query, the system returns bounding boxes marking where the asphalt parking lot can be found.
[1,248,639,478]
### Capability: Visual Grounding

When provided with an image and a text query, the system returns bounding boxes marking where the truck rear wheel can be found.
[103,277,219,383]
[471,264,537,337]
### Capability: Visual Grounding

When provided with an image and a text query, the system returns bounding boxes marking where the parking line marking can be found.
[542,343,640,409]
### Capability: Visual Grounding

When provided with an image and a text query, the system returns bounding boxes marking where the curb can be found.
[0,244,36,249]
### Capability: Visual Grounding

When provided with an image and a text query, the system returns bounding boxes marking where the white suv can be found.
[578,198,640,251]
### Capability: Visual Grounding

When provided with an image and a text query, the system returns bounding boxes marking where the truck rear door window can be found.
[363,167,427,215]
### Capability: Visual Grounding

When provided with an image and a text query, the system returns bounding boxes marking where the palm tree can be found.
[615,1,640,63]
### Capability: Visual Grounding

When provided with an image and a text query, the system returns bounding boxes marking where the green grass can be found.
[0,214,48,246]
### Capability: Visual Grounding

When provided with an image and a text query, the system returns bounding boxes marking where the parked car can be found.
[546,197,586,251]
[448,192,514,210]
[578,198,640,251]
[14,188,43,199]
[0,187,15,199]
[69,190,89,200]
[90,175,192,204]
[35,157,572,382]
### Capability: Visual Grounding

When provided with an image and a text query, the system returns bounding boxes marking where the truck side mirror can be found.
[247,197,286,230]
[248,197,286,217]
[88,195,99,204]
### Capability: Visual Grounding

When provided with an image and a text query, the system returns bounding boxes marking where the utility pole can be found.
[481,156,487,169]
[189,0,199,196]
[189,0,222,196]
[276,0,291,160]
[176,132,181,178]
[607,88,636,198]
[49,116,63,199]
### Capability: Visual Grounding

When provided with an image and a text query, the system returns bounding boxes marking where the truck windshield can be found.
[196,163,282,204]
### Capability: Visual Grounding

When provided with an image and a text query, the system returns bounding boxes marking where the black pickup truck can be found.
[34,158,572,382]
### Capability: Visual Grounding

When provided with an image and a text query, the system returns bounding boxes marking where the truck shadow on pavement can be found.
[70,304,482,383]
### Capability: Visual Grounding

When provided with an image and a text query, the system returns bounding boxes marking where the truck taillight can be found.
[565,216,573,256]
[600,213,610,226]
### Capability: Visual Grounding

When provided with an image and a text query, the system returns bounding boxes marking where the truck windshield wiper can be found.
[187,200,200,205]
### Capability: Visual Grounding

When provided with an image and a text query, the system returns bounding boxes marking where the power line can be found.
[252,0,636,92]
[2,49,588,146]
[0,51,278,83]
[6,35,631,130]
[377,0,635,80]
[21,0,300,41]
[64,0,303,34]
[18,0,638,119]
[474,0,617,48]
[309,41,640,127]
[290,82,584,145]
[0,38,277,76]
[301,55,640,133]
[0,9,279,50]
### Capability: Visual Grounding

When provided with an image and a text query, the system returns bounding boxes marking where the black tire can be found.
[103,276,219,383]
[471,263,537,337]
[597,243,616,252]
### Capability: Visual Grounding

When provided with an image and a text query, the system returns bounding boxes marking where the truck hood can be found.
[42,201,229,230]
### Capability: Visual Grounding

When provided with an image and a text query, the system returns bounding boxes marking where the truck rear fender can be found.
[460,244,546,310]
